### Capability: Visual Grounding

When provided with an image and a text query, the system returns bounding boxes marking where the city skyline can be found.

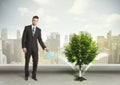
[0,27,120,48]
[0,28,120,64]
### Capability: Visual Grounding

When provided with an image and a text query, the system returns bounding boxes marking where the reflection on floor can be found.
[0,71,120,85]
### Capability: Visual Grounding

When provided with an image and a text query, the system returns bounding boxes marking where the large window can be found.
[0,0,120,67]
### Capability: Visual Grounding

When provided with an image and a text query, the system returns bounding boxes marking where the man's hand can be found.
[44,48,49,52]
[22,48,27,53]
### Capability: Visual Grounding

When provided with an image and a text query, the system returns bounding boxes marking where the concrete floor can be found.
[0,71,120,85]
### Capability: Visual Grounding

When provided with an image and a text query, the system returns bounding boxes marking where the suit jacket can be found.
[22,25,46,51]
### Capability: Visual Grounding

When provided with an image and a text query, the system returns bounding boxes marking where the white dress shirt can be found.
[32,25,36,34]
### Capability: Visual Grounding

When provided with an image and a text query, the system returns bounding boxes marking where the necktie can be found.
[32,27,35,36]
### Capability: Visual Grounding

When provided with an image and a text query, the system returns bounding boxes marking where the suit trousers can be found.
[24,47,38,77]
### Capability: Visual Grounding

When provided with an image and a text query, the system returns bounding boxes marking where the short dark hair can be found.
[32,16,39,19]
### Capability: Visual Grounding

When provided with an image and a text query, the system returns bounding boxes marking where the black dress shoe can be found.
[25,73,29,81]
[25,77,28,81]
[32,77,38,81]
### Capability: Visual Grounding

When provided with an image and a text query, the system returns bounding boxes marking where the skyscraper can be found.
[97,30,120,64]
[1,28,8,40]
[17,30,21,39]
[46,32,60,64]
[0,38,7,64]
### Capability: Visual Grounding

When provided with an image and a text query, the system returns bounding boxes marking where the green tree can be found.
[64,32,98,81]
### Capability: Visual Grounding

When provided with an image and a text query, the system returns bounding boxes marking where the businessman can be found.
[22,16,48,81]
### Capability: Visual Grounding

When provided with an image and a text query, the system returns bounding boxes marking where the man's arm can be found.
[38,29,46,50]
[22,26,27,49]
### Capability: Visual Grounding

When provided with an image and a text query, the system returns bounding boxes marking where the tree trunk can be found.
[79,65,82,77]
[74,65,87,81]
[79,70,82,77]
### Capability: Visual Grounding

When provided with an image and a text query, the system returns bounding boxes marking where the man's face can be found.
[32,18,39,26]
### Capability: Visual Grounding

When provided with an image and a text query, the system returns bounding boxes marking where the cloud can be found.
[41,15,60,34]
[69,0,90,15]
[18,7,30,16]
[44,15,59,24]
[105,13,120,31]
[32,0,50,4]
[31,8,45,16]
[106,13,120,24]
[18,7,45,16]
[17,6,59,29]
[83,13,120,37]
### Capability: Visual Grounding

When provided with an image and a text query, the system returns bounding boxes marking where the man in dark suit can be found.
[22,16,48,81]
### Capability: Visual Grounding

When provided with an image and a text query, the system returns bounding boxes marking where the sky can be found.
[0,0,120,47]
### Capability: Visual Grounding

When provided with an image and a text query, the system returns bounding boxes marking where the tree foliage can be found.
[64,32,98,68]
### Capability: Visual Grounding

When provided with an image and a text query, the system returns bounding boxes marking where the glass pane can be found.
[0,0,120,67]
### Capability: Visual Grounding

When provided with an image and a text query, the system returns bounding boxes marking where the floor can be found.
[0,71,120,85]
